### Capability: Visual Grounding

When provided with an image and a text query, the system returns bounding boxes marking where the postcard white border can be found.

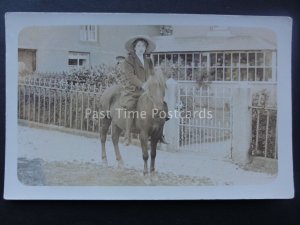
[5,13,294,200]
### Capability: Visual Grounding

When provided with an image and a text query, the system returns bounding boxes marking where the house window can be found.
[68,52,90,72]
[80,25,97,42]
[152,50,276,82]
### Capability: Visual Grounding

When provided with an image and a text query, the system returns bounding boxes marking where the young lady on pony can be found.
[119,35,168,145]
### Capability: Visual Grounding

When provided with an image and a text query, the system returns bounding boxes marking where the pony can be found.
[99,67,168,177]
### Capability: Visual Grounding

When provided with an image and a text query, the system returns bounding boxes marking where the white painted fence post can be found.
[161,78,179,152]
[232,87,252,164]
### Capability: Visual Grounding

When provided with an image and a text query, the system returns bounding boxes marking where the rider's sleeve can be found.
[122,59,143,88]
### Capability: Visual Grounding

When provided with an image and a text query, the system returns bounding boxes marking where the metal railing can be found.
[177,83,232,152]
[250,106,277,159]
[249,87,277,159]
[18,76,278,159]
[18,77,106,133]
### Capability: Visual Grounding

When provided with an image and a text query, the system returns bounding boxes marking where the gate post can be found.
[232,87,252,164]
[161,78,179,152]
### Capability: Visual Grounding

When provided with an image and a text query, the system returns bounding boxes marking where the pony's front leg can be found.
[100,117,111,166]
[111,123,124,168]
[139,131,149,176]
[150,138,159,176]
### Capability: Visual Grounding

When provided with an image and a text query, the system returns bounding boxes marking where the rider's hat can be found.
[125,35,156,53]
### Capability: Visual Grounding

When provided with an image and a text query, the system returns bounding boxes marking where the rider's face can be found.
[134,41,147,55]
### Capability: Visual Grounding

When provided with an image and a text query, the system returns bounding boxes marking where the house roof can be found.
[152,35,276,53]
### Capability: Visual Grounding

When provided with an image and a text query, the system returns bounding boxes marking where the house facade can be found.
[18,25,160,73]
[18,25,277,82]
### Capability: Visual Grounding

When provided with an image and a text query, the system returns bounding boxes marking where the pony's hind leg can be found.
[100,117,111,166]
[111,123,124,168]
[139,131,149,176]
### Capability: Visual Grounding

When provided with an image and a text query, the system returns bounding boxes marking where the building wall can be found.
[18,25,275,74]
[18,25,160,73]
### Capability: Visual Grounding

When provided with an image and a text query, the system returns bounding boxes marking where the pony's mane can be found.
[143,67,166,110]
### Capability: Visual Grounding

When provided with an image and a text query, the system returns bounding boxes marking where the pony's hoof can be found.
[117,160,124,169]
[143,175,151,185]
[102,158,108,167]
[150,171,158,182]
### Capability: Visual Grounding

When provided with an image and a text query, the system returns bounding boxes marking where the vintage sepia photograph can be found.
[5,13,293,199]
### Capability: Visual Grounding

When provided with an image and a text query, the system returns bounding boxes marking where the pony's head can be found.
[143,66,167,111]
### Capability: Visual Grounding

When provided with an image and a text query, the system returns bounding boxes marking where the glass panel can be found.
[225,53,231,66]
[179,54,186,67]
[194,68,200,80]
[232,53,239,67]
[210,53,216,66]
[256,68,264,81]
[187,68,193,80]
[68,59,78,66]
[240,53,247,67]
[200,69,208,81]
[179,68,185,80]
[217,68,223,81]
[232,68,239,81]
[201,53,208,67]
[166,54,172,61]
[68,52,78,59]
[159,54,165,65]
[256,52,264,66]
[209,68,216,81]
[153,54,158,66]
[79,59,86,66]
[187,54,193,67]
[249,52,255,66]
[79,52,88,58]
[248,68,255,81]
[194,54,200,67]
[241,68,247,81]
[217,53,224,66]
[164,54,172,69]
[172,54,178,65]
[225,68,231,80]
[265,51,272,66]
[265,68,272,81]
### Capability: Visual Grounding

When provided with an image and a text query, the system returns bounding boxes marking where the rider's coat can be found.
[119,53,154,110]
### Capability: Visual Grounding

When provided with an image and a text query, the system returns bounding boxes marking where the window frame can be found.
[68,51,90,72]
[80,25,98,42]
[151,50,276,82]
